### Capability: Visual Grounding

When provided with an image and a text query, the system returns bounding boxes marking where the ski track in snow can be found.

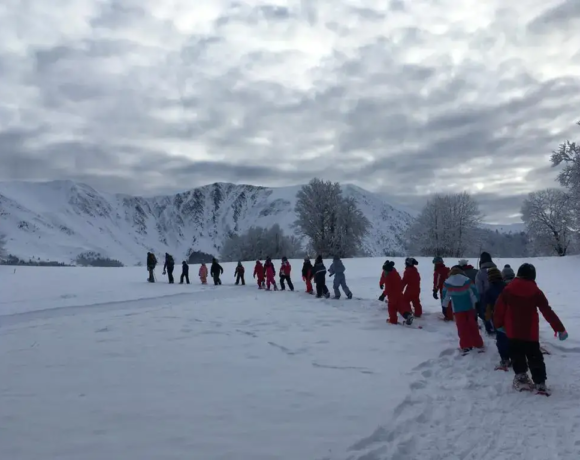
[2,258,580,460]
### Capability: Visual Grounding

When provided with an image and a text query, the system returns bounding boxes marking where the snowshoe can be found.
[535,383,551,396]
[403,312,414,326]
[460,347,473,356]
[324,293,330,299]
[494,359,511,371]
[333,296,340,300]
[347,293,352,299]
[513,373,534,392]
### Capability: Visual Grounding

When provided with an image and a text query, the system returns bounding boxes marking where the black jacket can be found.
[302,261,313,279]
[164,254,174,271]
[313,261,327,283]
[147,253,157,268]
[182,262,189,274]
[211,262,223,277]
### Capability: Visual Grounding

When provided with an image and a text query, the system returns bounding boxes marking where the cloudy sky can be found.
[1,0,579,222]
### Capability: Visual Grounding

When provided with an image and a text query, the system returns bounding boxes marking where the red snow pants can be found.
[387,296,410,324]
[266,274,277,290]
[256,276,264,288]
[305,277,313,293]
[404,292,422,317]
[454,310,484,349]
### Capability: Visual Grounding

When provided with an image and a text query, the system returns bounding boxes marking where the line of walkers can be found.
[429,252,568,395]
[146,252,353,299]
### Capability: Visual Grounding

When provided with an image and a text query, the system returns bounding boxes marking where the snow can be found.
[2,256,579,460]
[0,180,414,264]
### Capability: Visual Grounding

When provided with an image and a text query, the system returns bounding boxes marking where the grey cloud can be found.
[528,0,580,32]
[1,0,578,223]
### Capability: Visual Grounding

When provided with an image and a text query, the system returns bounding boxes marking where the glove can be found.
[380,284,384,290]
[302,276,306,281]
[329,273,334,277]
[162,270,166,275]
[558,331,568,341]
[433,290,438,300]
[253,274,256,278]
[378,293,386,301]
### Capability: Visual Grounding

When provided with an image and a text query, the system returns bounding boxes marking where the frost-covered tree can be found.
[521,188,574,256]
[0,233,6,261]
[220,224,302,262]
[551,121,580,226]
[294,178,369,257]
[409,193,482,257]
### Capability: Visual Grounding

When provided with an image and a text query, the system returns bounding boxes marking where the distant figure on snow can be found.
[254,260,265,289]
[180,261,190,284]
[199,262,208,284]
[146,252,157,283]
[313,255,330,298]
[264,257,278,291]
[402,257,421,317]
[279,257,294,291]
[328,255,352,299]
[163,253,175,284]
[211,258,223,285]
[302,257,314,295]
[235,261,245,285]
[475,252,497,334]
[502,264,515,283]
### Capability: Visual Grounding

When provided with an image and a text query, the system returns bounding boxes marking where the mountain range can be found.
[0,180,434,265]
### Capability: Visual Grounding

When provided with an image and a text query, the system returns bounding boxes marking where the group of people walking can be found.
[427,253,568,394]
[146,250,569,394]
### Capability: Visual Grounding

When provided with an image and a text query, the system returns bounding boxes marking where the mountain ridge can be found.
[0,180,417,264]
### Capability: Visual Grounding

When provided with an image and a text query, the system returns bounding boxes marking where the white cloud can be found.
[0,0,579,222]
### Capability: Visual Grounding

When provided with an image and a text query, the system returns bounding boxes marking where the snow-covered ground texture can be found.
[2,256,579,460]
[0,180,414,264]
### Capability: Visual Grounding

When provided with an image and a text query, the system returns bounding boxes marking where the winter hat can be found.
[333,255,340,260]
[479,252,492,265]
[502,264,515,281]
[517,263,536,281]
[432,256,443,264]
[405,257,418,266]
[384,261,395,272]
[487,267,503,283]
[458,259,468,266]
[315,255,322,263]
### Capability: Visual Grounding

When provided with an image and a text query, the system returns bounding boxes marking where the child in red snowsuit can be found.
[402,257,422,318]
[302,257,314,294]
[253,260,265,289]
[264,257,278,291]
[198,263,208,284]
[433,257,452,320]
[494,263,567,393]
[380,261,413,325]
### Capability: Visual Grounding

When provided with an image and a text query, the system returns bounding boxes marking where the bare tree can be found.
[521,188,574,256]
[294,178,369,257]
[551,121,580,227]
[0,233,6,261]
[220,225,302,262]
[408,193,482,257]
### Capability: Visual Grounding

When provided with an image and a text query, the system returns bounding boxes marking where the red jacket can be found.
[253,262,264,279]
[380,269,404,301]
[494,278,565,342]
[402,266,421,297]
[433,263,449,291]
[280,261,291,276]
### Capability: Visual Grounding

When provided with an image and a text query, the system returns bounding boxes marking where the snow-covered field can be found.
[2,257,580,460]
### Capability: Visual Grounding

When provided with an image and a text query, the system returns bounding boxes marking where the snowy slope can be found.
[1,256,578,460]
[0,180,414,264]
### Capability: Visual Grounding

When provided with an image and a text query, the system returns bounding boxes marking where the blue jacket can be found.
[442,274,479,313]
[483,280,506,331]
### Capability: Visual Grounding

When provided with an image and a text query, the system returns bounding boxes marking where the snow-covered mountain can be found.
[0,180,414,265]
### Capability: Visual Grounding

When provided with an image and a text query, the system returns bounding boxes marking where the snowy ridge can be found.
[0,180,414,264]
